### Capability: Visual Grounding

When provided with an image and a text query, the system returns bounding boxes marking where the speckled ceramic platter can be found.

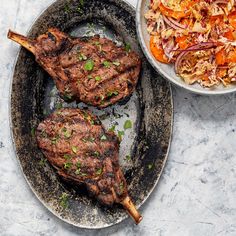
[10,0,173,229]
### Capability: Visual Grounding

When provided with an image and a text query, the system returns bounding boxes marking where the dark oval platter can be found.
[10,0,173,229]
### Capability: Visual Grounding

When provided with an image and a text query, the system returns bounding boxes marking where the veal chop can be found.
[8,28,141,108]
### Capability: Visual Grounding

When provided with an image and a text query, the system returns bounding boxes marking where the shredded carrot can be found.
[150,36,169,64]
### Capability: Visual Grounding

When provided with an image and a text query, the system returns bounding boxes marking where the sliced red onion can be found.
[163,39,175,60]
[163,15,186,30]
[214,0,228,4]
[175,51,188,73]
[174,42,218,73]
[166,16,187,29]
[173,42,219,52]
[217,65,228,69]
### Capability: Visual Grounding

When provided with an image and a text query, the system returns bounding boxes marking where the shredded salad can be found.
[145,0,236,87]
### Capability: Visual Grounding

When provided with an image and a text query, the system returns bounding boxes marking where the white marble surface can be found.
[1,0,236,235]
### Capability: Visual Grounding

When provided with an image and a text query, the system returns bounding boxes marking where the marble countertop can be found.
[1,0,236,235]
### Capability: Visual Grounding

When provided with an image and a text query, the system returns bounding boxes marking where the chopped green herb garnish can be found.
[76,161,81,168]
[103,61,111,68]
[39,158,47,166]
[63,154,72,160]
[95,76,102,81]
[124,120,132,130]
[96,168,103,175]
[93,42,102,51]
[75,168,81,175]
[107,91,119,97]
[89,137,95,142]
[118,130,125,140]
[56,111,63,115]
[78,53,87,61]
[83,111,89,119]
[41,131,48,138]
[62,127,67,132]
[76,0,84,13]
[100,95,105,101]
[109,125,116,132]
[56,103,63,110]
[88,23,95,29]
[51,136,60,145]
[93,151,100,157]
[64,162,73,169]
[64,131,71,138]
[100,134,107,141]
[125,43,131,52]
[31,127,36,137]
[62,128,72,139]
[60,193,69,209]
[77,7,83,14]
[113,61,120,66]
[78,54,83,61]
[72,146,78,153]
[90,120,95,125]
[64,3,70,13]
[148,164,154,170]
[81,54,87,60]
[126,155,131,161]
[84,60,94,71]
[82,137,95,143]
[43,109,48,116]
[75,169,87,176]
[64,93,72,100]
[80,173,87,177]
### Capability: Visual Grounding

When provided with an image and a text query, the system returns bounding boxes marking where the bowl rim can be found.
[136,0,236,96]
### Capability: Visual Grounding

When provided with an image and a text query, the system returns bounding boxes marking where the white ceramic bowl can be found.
[136,0,236,95]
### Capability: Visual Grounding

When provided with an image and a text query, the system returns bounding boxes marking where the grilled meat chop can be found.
[36,108,142,223]
[8,28,141,108]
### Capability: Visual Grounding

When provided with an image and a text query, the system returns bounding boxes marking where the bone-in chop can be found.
[36,108,142,224]
[8,28,141,108]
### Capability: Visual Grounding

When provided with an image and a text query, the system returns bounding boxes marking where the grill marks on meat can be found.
[36,109,142,224]
[8,28,141,108]
[36,108,126,205]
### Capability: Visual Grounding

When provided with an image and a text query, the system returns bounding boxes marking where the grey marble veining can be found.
[0,0,236,235]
